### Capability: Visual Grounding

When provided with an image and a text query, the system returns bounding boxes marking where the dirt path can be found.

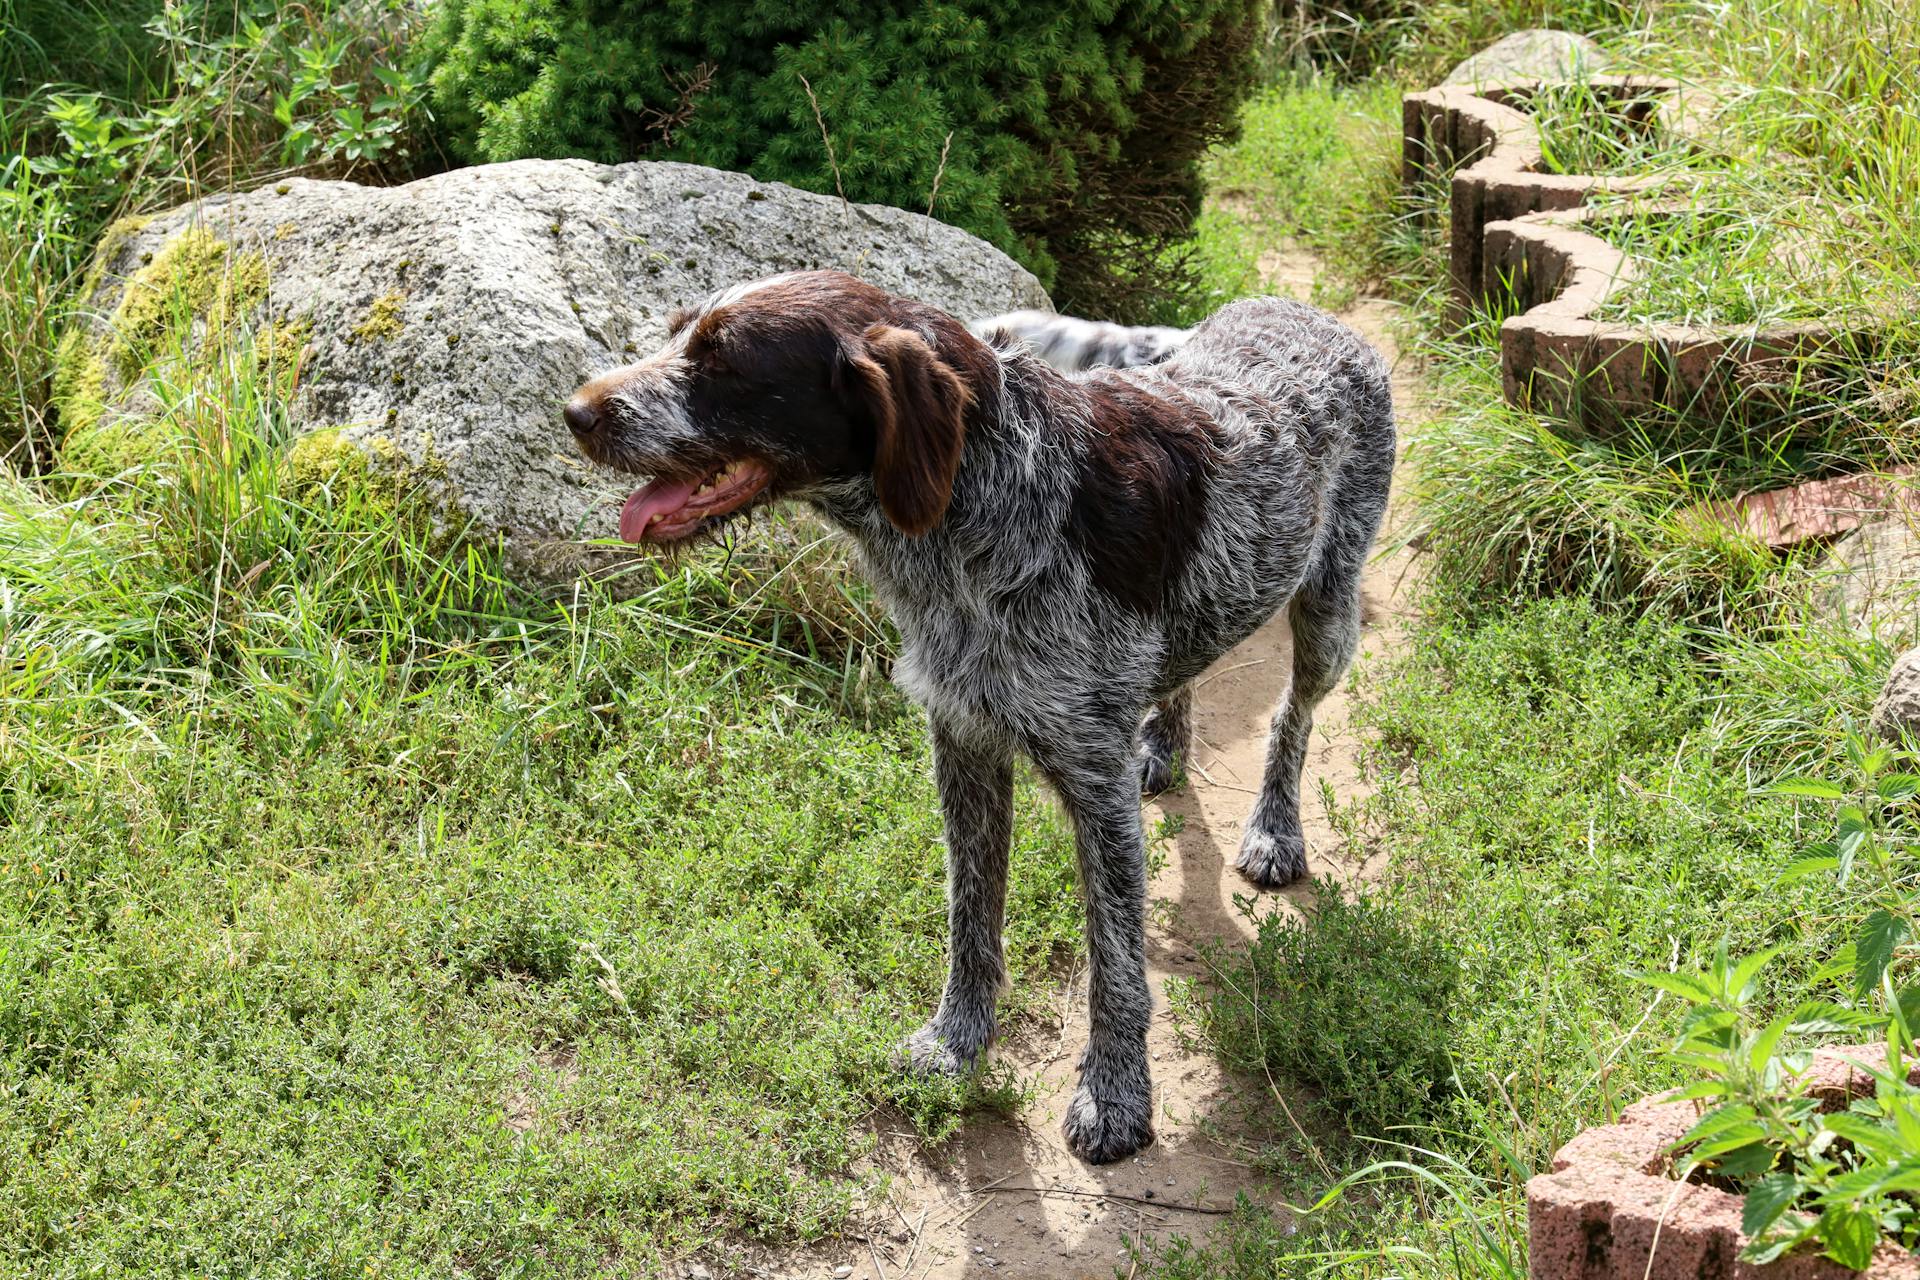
[738,254,1423,1280]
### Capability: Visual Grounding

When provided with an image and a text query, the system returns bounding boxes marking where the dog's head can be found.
[565,271,994,545]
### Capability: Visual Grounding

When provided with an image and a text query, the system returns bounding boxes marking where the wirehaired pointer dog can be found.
[564,272,1395,1163]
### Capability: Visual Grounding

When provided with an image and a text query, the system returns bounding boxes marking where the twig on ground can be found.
[971,1184,1231,1216]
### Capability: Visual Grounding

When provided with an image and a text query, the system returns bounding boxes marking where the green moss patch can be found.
[104,225,270,382]
[349,290,407,344]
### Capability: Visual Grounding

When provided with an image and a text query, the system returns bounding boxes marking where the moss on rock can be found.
[284,428,443,540]
[60,414,172,478]
[50,224,297,475]
[349,292,407,344]
[104,226,270,382]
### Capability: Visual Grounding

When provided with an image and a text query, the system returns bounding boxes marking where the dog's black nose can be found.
[563,398,598,435]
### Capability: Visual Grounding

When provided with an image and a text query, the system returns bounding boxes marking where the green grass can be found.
[0,300,1085,1273]
[1183,73,1422,315]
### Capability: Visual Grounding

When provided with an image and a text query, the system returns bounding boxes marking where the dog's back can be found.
[1072,296,1395,685]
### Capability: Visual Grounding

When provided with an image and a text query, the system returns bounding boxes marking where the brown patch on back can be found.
[1067,379,1214,613]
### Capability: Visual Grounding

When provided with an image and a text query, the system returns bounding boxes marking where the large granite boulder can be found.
[1873,646,1920,743]
[54,159,1049,583]
[1442,29,1609,86]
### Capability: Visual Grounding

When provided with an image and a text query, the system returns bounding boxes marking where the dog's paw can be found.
[896,1023,983,1077]
[1137,744,1179,797]
[1234,825,1307,888]
[1062,1080,1155,1164]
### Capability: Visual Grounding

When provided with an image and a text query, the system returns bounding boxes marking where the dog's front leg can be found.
[900,716,1014,1075]
[1039,748,1155,1164]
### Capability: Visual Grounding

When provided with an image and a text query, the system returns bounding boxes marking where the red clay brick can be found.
[1528,1045,1920,1279]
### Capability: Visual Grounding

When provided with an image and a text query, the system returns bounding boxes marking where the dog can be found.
[564,271,1395,1163]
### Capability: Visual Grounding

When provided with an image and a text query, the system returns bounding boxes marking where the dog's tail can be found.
[968,310,1190,373]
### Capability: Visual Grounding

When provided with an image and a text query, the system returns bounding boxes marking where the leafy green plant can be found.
[1638,737,1920,1269]
[20,1,431,239]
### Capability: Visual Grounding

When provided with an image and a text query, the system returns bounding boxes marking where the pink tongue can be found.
[619,476,704,542]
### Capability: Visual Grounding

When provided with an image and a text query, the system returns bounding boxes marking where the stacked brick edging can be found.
[1481,205,1875,435]
[1405,79,1878,439]
[1527,1045,1920,1279]
[1400,75,1673,316]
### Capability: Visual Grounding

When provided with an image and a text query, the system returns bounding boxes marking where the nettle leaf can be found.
[1749,1016,1794,1074]
[1770,778,1849,800]
[1634,968,1718,1004]
[1876,772,1920,803]
[1682,1103,1761,1145]
[1823,1114,1906,1161]
[1778,854,1841,885]
[1857,910,1910,999]
[1730,946,1784,1002]
[1666,1079,1730,1103]
[1744,1224,1812,1266]
[1791,1000,1882,1034]
[1743,1170,1803,1238]
[1825,1158,1920,1199]
[1819,1204,1879,1270]
[1715,1140,1783,1180]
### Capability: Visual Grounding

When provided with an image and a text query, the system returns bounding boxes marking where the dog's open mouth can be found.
[618,458,773,543]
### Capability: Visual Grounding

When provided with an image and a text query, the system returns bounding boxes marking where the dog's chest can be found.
[885,581,1152,747]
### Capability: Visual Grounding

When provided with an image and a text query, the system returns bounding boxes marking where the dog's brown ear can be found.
[844,324,971,536]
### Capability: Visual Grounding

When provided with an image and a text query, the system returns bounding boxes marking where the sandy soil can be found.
[731,253,1423,1280]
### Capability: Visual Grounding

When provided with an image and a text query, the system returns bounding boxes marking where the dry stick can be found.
[926,131,953,217]
[1193,658,1268,690]
[797,73,850,216]
[971,1185,1230,1216]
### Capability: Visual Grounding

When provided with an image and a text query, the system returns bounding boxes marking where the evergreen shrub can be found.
[420,0,1263,320]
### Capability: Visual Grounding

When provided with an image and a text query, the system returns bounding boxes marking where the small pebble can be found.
[972,1245,984,1254]
[1143,1189,1156,1200]
[833,1266,853,1278]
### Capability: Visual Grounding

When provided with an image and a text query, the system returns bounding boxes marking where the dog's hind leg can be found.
[1136,685,1192,796]
[1235,544,1368,888]
[900,717,1015,1075]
